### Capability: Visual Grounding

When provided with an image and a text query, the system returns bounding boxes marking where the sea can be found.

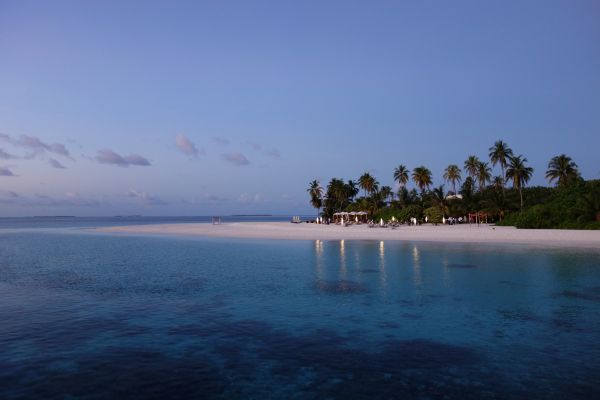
[1,216,599,399]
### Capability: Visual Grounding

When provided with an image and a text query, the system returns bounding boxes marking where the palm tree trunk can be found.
[519,188,523,211]
[501,165,506,198]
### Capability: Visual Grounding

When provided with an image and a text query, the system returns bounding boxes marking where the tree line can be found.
[307,140,598,229]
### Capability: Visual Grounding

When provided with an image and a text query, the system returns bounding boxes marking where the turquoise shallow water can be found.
[1,225,600,399]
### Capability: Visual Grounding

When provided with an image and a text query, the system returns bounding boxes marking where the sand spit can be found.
[97,222,600,249]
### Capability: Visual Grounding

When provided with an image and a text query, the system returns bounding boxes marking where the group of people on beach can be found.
[301,215,473,226]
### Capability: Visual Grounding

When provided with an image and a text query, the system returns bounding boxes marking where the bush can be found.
[396,205,423,223]
[498,180,600,229]
[424,207,443,225]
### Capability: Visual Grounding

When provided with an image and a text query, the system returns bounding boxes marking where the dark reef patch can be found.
[314,280,368,294]
[560,290,600,302]
[0,348,228,400]
[498,309,540,322]
[446,264,478,269]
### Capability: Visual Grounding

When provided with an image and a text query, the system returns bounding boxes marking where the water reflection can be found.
[314,240,323,280]
[340,240,347,279]
[442,257,452,288]
[412,244,422,288]
[379,241,387,294]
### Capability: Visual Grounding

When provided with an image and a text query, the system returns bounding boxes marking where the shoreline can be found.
[96,222,600,249]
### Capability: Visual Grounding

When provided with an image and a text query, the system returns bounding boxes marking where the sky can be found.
[1,0,599,216]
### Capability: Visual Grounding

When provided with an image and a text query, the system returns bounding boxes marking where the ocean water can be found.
[1,220,600,399]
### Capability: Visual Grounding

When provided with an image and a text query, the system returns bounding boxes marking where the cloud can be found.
[0,166,15,176]
[175,134,202,157]
[0,132,73,160]
[221,152,250,166]
[61,192,104,207]
[128,188,168,205]
[238,193,261,204]
[247,142,262,151]
[0,190,19,203]
[49,158,67,169]
[0,148,18,160]
[201,194,227,203]
[245,142,281,159]
[96,149,151,167]
[13,192,107,207]
[0,190,19,198]
[266,148,281,159]
[212,136,230,146]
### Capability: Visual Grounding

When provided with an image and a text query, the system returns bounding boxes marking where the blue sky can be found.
[1,0,599,216]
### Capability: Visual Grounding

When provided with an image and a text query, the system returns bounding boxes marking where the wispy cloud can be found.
[175,134,203,157]
[62,192,105,207]
[0,166,16,176]
[0,133,73,160]
[0,190,19,203]
[11,192,108,207]
[212,136,230,146]
[238,193,261,204]
[0,190,19,198]
[266,148,281,159]
[0,148,18,160]
[245,141,281,159]
[247,142,262,151]
[48,158,67,169]
[96,149,151,167]
[222,152,250,166]
[128,188,168,205]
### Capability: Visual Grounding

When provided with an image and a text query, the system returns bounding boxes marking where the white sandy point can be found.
[96,222,600,249]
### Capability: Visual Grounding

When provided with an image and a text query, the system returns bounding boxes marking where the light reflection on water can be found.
[1,231,600,399]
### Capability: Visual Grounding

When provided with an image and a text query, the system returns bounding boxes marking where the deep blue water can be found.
[1,221,600,399]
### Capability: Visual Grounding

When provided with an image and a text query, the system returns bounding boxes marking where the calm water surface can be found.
[1,222,600,399]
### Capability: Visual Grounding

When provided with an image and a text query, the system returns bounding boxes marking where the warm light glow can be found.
[379,240,387,292]
[314,240,323,279]
[339,240,346,277]
[412,244,422,287]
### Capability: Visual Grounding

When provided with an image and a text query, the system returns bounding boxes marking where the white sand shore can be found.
[98,222,600,249]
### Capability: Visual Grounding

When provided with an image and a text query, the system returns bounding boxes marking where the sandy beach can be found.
[98,222,600,249]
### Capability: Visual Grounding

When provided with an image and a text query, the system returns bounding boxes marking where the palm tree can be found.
[431,185,448,216]
[346,180,360,200]
[380,186,393,204]
[489,140,513,187]
[492,176,504,191]
[412,166,433,194]
[505,155,534,210]
[545,154,580,187]
[443,164,461,194]
[476,161,492,191]
[326,178,348,212]
[358,172,376,197]
[464,156,480,188]
[307,180,323,217]
[393,165,409,189]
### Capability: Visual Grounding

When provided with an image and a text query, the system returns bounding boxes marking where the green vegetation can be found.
[497,180,600,229]
[307,140,599,229]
